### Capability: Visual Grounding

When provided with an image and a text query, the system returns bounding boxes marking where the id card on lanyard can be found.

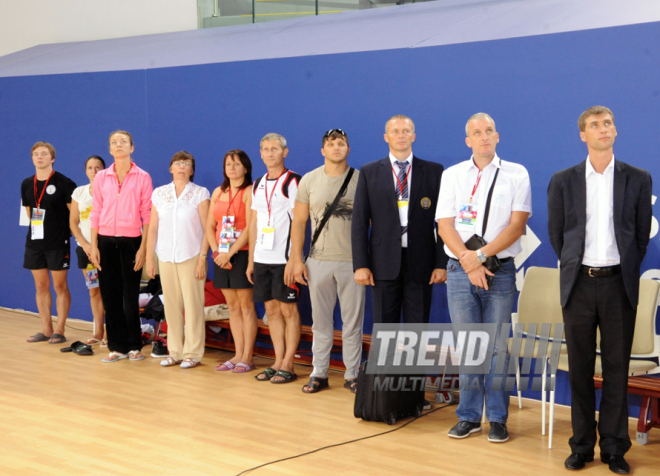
[456,168,482,233]
[219,190,240,253]
[391,164,411,228]
[31,172,54,240]
[259,171,288,251]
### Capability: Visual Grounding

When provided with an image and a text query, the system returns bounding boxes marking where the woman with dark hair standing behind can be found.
[90,131,153,363]
[145,151,210,369]
[206,149,258,373]
[70,155,107,346]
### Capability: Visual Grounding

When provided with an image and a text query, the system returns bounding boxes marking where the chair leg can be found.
[516,359,523,409]
[482,401,487,424]
[549,371,556,449]
[542,357,547,436]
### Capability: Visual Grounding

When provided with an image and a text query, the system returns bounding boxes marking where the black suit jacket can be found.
[547,159,652,307]
[351,156,448,283]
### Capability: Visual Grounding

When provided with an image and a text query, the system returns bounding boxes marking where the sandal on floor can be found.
[255,367,277,381]
[344,378,358,394]
[302,377,329,394]
[48,333,66,344]
[271,370,298,384]
[60,341,82,352]
[102,352,128,363]
[216,360,236,371]
[180,358,199,369]
[232,363,256,373]
[128,350,144,361]
[160,357,182,367]
[27,332,51,343]
[85,337,103,346]
[100,339,108,347]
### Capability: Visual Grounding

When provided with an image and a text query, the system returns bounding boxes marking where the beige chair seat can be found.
[557,353,658,377]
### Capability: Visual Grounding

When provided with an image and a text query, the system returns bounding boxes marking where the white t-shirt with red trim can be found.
[251,170,301,265]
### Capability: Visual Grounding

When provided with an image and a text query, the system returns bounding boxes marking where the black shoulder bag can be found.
[304,167,355,262]
[463,167,501,287]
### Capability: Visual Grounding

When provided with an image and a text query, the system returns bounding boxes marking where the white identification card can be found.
[456,203,478,233]
[219,216,237,253]
[259,227,275,250]
[31,208,45,240]
[397,199,409,227]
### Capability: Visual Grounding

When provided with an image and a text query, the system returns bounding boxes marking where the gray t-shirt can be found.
[296,165,359,262]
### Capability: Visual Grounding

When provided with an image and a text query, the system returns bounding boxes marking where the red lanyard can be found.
[34,171,54,210]
[264,170,289,224]
[225,188,240,217]
[391,163,411,199]
[469,169,483,203]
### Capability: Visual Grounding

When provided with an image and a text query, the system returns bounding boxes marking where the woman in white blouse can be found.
[145,151,210,369]
[69,155,106,346]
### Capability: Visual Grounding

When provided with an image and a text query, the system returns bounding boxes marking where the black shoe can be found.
[448,421,481,439]
[150,339,168,359]
[565,453,594,470]
[600,453,630,474]
[423,399,432,410]
[488,422,509,443]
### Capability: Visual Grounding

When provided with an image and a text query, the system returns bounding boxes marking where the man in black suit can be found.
[352,115,447,325]
[547,106,653,474]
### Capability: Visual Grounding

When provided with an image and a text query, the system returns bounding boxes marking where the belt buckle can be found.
[588,267,597,278]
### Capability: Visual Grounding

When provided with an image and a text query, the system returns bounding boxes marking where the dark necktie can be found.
[395,160,409,236]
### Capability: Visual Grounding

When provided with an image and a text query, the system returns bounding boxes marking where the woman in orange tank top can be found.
[205,149,258,373]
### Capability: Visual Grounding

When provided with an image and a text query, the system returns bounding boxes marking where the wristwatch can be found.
[476,248,487,263]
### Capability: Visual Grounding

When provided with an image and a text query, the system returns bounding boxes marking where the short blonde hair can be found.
[385,115,415,133]
[31,142,56,160]
[465,113,496,136]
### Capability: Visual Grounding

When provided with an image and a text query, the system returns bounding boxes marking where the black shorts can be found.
[252,262,300,303]
[76,246,91,269]
[24,247,70,271]
[213,250,253,290]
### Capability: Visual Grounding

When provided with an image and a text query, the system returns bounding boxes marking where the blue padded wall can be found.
[2,22,659,413]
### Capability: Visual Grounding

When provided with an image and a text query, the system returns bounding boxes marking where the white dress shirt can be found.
[435,154,532,259]
[389,152,413,247]
[583,156,620,267]
[151,182,210,263]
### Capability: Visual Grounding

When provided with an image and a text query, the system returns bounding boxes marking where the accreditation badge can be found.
[31,208,45,240]
[259,227,275,251]
[456,203,478,233]
[397,199,409,227]
[219,216,238,253]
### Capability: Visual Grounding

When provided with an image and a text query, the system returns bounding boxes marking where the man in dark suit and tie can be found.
[547,106,653,474]
[352,115,447,325]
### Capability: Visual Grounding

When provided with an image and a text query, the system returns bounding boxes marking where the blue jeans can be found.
[446,258,517,424]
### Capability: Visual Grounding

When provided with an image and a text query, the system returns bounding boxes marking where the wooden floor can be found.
[1,309,659,476]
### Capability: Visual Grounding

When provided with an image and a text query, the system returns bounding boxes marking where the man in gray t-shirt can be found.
[284,129,365,394]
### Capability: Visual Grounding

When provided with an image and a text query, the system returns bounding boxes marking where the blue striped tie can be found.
[395,160,409,236]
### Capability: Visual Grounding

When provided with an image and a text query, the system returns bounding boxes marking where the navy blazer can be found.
[547,159,653,307]
[351,156,448,283]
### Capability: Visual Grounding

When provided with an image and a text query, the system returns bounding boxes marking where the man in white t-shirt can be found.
[436,113,532,443]
[247,133,302,384]
[285,129,365,394]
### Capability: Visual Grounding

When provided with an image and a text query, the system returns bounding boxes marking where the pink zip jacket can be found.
[90,162,153,237]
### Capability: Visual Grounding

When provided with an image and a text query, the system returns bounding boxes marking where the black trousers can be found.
[372,248,433,324]
[98,235,143,354]
[563,272,636,456]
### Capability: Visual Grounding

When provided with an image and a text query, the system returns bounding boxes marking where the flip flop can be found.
[128,350,144,361]
[102,352,128,363]
[302,377,329,393]
[270,370,298,384]
[231,363,256,373]
[60,341,83,353]
[27,333,50,343]
[48,334,66,344]
[216,360,236,371]
[85,338,103,346]
[73,343,94,356]
[255,367,277,381]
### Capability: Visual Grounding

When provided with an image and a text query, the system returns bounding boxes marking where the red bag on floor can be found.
[205,278,226,307]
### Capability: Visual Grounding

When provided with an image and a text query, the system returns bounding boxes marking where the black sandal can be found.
[270,370,298,384]
[344,378,358,394]
[255,367,277,381]
[302,377,329,394]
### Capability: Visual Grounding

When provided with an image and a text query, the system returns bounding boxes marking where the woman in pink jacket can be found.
[90,130,153,363]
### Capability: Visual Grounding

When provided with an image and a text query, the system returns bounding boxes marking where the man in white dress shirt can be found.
[437,113,532,443]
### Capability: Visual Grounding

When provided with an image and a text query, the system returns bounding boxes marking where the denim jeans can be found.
[446,258,517,424]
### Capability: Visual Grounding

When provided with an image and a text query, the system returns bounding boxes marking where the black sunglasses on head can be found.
[323,128,347,138]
